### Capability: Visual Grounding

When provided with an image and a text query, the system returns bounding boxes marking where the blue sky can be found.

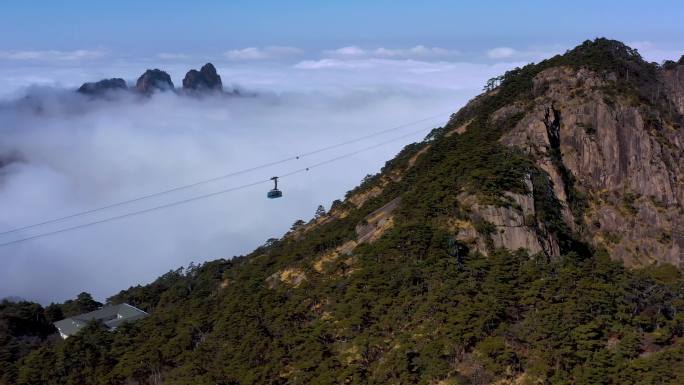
[2,0,683,55]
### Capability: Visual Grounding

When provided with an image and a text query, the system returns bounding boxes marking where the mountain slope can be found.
[3,39,684,385]
[440,38,684,267]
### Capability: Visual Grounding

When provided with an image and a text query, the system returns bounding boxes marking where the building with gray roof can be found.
[54,303,148,339]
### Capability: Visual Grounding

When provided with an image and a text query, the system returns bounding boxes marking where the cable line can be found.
[295,112,446,158]
[0,179,271,247]
[0,125,432,247]
[280,126,431,178]
[0,111,450,236]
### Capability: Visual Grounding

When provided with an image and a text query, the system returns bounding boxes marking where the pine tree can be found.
[315,205,326,218]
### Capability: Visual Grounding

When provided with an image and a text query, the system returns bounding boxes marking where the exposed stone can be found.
[266,268,307,289]
[135,69,174,94]
[501,66,684,267]
[662,64,684,115]
[309,198,401,276]
[312,240,357,275]
[218,279,230,290]
[348,185,385,208]
[77,78,127,96]
[182,63,223,92]
[407,144,431,167]
[355,197,400,244]
[454,176,561,258]
[491,104,523,124]
[313,251,341,273]
[445,118,473,137]
[281,63,684,268]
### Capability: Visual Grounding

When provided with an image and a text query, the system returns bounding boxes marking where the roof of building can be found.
[54,303,148,338]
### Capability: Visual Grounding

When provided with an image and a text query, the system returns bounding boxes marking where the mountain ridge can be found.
[76,62,232,97]
[2,38,684,385]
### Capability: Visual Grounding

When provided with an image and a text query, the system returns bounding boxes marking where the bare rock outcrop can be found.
[77,78,127,96]
[454,176,561,258]
[182,63,222,92]
[355,197,400,244]
[73,62,238,98]
[136,69,174,94]
[266,268,307,289]
[662,62,684,115]
[501,66,684,267]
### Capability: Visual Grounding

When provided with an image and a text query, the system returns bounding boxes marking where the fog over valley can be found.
[0,57,488,303]
[0,42,677,303]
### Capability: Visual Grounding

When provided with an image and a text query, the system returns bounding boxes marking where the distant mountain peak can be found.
[135,69,174,94]
[182,62,223,92]
[75,63,230,98]
[77,78,128,96]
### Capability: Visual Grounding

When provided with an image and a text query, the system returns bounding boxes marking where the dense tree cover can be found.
[107,267,196,313]
[0,291,110,384]
[0,300,56,384]
[2,39,683,384]
[46,292,103,320]
[6,237,683,384]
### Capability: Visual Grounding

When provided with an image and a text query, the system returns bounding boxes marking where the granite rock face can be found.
[135,69,174,94]
[77,78,128,96]
[76,64,226,97]
[454,176,561,258]
[499,65,684,267]
[662,64,684,115]
[182,63,222,92]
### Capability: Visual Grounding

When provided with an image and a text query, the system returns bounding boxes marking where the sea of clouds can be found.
[0,42,676,304]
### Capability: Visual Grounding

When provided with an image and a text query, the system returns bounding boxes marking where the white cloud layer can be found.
[485,45,570,62]
[156,52,189,60]
[375,45,455,58]
[0,57,496,304]
[224,46,302,61]
[0,49,106,61]
[483,42,683,63]
[487,47,517,59]
[325,46,367,57]
[324,45,458,60]
[291,58,521,91]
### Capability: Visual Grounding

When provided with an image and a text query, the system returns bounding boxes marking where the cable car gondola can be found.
[267,176,283,199]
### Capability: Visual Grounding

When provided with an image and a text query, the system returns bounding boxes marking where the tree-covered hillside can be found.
[1,39,683,385]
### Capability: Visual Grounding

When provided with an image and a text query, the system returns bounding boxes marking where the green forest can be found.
[1,39,683,385]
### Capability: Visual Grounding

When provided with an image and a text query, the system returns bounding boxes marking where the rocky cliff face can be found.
[76,63,228,97]
[494,64,684,267]
[182,63,222,92]
[135,69,174,94]
[454,180,562,258]
[663,60,684,115]
[432,48,684,267]
[77,78,127,96]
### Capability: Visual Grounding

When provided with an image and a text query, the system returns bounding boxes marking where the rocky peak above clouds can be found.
[135,69,174,94]
[182,63,222,92]
[76,63,229,97]
[77,78,128,96]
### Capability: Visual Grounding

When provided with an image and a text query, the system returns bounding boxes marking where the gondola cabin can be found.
[268,176,283,199]
[267,189,282,198]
